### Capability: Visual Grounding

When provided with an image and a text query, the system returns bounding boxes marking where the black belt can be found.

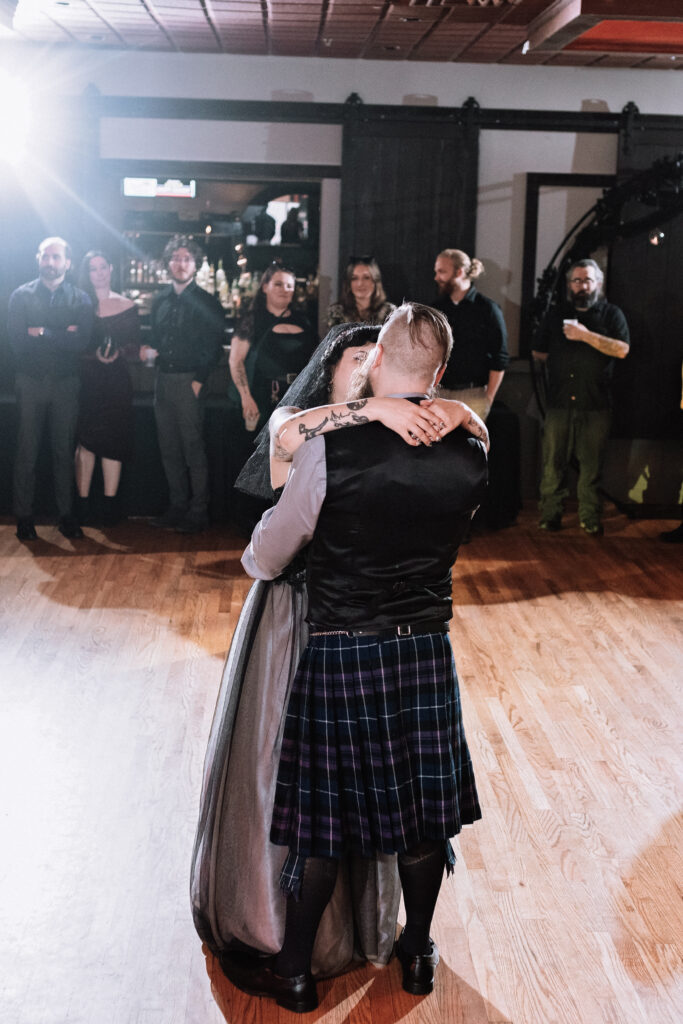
[309,618,448,641]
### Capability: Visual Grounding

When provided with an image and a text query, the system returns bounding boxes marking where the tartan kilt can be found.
[270,631,481,870]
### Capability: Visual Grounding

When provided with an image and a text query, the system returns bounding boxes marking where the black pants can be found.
[154,372,209,520]
[13,372,79,519]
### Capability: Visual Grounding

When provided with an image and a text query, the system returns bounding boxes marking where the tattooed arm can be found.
[228,333,260,424]
[420,397,490,452]
[271,397,445,465]
[563,321,629,359]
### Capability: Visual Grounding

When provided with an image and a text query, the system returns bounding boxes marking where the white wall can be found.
[4,43,682,349]
[3,45,681,114]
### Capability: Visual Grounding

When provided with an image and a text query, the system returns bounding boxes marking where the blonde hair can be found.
[438,249,484,280]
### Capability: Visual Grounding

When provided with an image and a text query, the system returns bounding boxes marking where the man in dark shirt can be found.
[432,248,508,420]
[8,236,94,541]
[141,235,224,533]
[533,258,630,535]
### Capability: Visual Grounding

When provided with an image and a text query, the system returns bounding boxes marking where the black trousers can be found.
[13,372,79,519]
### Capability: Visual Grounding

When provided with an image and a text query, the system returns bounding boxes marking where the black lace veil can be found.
[235,322,381,500]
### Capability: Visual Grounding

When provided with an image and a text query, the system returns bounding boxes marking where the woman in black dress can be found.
[228,262,316,433]
[75,251,140,525]
[226,263,316,529]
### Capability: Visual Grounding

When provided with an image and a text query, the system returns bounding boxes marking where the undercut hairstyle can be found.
[162,234,204,269]
[379,302,453,382]
[339,258,387,317]
[567,258,604,293]
[438,248,484,281]
[38,236,71,262]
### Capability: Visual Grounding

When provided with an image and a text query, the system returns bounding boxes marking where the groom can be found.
[225,302,488,1012]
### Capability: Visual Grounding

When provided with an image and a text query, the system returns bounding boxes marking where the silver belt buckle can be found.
[397,624,412,637]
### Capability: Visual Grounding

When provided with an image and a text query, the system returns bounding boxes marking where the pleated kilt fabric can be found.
[270,630,481,894]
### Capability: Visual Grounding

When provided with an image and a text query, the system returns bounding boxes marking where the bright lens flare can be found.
[0,73,31,165]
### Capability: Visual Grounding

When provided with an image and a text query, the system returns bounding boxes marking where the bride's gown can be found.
[190,565,401,977]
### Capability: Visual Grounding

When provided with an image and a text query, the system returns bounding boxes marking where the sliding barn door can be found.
[339,109,478,308]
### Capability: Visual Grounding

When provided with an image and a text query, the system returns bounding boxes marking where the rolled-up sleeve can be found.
[241,436,327,579]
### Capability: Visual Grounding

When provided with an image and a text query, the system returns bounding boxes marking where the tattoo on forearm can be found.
[591,334,628,358]
[296,405,370,442]
[467,414,488,443]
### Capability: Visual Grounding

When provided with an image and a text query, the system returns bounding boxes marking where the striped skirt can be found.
[270,630,481,892]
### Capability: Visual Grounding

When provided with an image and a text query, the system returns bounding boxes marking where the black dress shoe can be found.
[395,931,440,996]
[16,518,38,541]
[58,516,84,539]
[218,949,318,1014]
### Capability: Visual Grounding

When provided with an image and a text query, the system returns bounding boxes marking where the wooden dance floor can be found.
[1,507,681,1024]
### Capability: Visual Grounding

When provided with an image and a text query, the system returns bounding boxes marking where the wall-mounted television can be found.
[122,177,197,199]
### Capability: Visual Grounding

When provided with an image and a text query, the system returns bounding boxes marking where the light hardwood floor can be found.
[0,507,681,1024]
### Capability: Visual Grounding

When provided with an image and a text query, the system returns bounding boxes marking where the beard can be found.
[346,362,374,400]
[571,290,598,311]
[436,277,454,297]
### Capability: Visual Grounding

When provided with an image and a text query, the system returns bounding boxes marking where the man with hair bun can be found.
[432,248,509,421]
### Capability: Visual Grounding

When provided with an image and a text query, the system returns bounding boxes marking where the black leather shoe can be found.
[16,518,38,541]
[58,516,84,539]
[395,931,440,996]
[218,949,318,1014]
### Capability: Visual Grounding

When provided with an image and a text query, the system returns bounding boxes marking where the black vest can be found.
[306,422,488,630]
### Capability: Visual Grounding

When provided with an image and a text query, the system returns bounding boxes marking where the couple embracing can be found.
[192,302,488,1012]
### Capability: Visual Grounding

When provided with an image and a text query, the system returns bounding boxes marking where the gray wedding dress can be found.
[190,326,401,977]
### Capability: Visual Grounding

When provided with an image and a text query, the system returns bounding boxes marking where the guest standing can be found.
[8,236,94,541]
[533,258,629,536]
[75,251,140,526]
[141,235,224,534]
[432,248,508,420]
[327,257,395,328]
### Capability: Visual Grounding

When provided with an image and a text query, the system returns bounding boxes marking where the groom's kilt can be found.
[270,629,481,882]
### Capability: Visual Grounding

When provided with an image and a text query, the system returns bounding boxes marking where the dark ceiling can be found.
[2,0,682,71]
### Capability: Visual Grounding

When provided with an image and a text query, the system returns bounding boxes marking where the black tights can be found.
[397,840,446,956]
[274,856,338,978]
[274,841,445,976]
